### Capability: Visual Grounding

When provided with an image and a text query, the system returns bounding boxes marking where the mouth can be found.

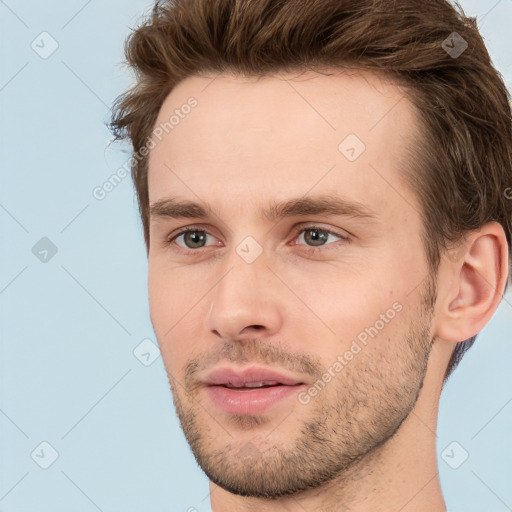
[202,366,307,415]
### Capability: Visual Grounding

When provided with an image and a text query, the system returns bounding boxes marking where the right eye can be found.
[166,226,222,252]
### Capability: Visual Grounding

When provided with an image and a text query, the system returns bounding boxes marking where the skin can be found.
[146,69,508,512]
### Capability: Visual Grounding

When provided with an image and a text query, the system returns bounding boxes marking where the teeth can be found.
[245,381,279,387]
[226,381,279,388]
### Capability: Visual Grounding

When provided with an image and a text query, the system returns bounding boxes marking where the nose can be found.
[206,251,284,342]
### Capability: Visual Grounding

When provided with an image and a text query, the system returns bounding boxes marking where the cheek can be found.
[148,264,208,368]
[284,264,401,343]
[148,259,199,325]
[148,267,180,356]
[148,270,173,332]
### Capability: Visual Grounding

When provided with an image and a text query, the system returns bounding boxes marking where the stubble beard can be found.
[167,283,436,498]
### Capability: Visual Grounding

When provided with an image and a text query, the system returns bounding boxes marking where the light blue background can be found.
[1,1,511,511]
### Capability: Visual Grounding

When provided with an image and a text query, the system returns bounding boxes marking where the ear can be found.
[434,222,509,343]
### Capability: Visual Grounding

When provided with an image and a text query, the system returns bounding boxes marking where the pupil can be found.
[185,231,206,248]
[305,228,327,246]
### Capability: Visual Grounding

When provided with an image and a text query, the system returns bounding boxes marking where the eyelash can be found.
[164,224,350,255]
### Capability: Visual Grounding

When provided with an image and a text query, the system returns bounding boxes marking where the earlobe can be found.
[435,222,509,344]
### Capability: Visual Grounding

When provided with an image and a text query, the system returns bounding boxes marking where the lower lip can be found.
[205,384,306,415]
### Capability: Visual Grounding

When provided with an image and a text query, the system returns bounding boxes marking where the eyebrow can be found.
[149,194,379,224]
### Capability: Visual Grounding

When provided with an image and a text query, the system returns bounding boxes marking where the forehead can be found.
[147,69,420,223]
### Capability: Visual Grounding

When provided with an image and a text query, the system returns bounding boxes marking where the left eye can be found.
[294,227,344,247]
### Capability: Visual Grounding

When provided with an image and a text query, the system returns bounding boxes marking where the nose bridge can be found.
[207,242,282,338]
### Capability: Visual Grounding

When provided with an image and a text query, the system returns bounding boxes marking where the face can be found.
[147,69,436,497]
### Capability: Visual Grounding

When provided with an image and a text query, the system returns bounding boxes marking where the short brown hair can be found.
[109,0,512,380]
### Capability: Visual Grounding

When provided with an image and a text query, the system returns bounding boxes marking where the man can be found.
[109,0,511,510]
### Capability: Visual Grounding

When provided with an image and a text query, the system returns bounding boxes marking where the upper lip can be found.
[203,366,306,387]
